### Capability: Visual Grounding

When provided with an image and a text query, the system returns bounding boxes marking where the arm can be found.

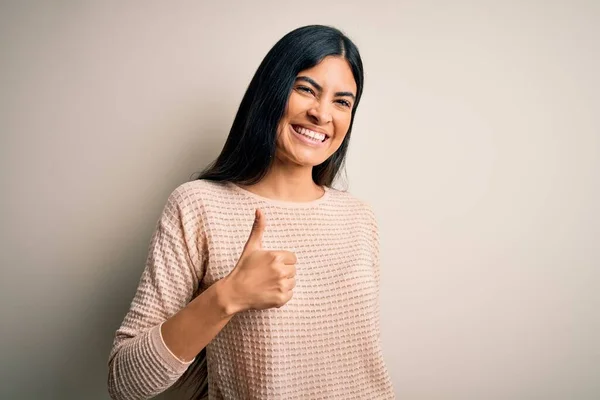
[107,188,234,400]
[365,203,383,330]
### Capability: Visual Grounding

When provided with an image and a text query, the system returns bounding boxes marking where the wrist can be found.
[214,277,244,317]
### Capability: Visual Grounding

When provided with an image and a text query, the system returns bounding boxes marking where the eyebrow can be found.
[295,76,356,100]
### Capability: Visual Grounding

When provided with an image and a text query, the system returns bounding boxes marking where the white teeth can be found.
[294,126,326,142]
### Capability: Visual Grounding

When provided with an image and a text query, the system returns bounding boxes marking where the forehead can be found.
[296,56,357,93]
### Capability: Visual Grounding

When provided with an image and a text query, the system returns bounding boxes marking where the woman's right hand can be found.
[220,209,297,314]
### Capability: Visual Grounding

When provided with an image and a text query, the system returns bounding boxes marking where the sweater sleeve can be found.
[364,203,383,331]
[363,203,381,285]
[108,186,206,400]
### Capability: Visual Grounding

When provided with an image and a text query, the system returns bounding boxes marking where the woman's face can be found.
[275,56,357,168]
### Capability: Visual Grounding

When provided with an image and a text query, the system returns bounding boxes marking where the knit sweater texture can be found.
[108,180,395,399]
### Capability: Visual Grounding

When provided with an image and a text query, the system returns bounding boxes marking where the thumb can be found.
[243,209,265,253]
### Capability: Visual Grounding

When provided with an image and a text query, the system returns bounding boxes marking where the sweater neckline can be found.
[228,182,330,208]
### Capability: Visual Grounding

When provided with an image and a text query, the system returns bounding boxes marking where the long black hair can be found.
[179,25,364,399]
[198,24,365,187]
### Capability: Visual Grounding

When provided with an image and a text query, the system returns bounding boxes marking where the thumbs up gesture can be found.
[220,209,297,314]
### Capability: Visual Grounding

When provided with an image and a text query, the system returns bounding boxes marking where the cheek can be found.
[275,126,286,150]
[334,115,352,141]
[286,92,309,115]
[275,123,293,154]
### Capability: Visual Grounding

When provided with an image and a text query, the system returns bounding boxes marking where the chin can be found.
[290,159,323,168]
[277,139,335,167]
[291,153,329,168]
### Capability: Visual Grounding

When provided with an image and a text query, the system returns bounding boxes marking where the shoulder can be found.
[166,179,232,206]
[161,179,234,219]
[328,187,380,255]
[327,187,378,223]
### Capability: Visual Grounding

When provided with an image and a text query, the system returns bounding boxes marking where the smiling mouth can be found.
[291,125,329,143]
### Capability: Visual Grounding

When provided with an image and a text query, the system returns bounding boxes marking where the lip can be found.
[289,124,329,148]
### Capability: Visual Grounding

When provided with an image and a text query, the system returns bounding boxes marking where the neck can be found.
[239,157,324,202]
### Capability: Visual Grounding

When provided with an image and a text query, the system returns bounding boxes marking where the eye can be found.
[296,85,316,96]
[336,99,352,108]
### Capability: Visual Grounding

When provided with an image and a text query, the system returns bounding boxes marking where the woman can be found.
[108,25,395,400]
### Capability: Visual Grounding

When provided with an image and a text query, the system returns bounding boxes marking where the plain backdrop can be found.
[1,1,598,399]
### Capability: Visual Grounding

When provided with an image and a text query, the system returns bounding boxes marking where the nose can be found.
[307,101,332,125]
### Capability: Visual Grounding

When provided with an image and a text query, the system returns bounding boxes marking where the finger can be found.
[275,290,294,308]
[243,209,266,252]
[283,265,296,279]
[283,289,294,304]
[287,276,296,290]
[271,250,297,265]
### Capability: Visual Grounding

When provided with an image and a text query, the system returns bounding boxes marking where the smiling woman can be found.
[107,25,395,400]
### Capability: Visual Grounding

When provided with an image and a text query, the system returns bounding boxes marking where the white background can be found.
[1,1,598,399]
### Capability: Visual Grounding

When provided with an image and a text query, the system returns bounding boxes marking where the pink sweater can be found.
[108,180,395,399]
